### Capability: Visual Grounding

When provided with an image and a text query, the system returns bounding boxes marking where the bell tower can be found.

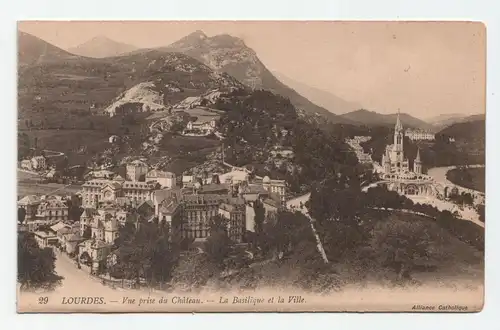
[393,109,404,155]
[414,148,422,174]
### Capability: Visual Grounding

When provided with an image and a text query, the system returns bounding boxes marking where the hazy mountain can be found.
[68,36,138,58]
[430,113,485,130]
[272,71,362,114]
[157,30,355,125]
[340,109,434,130]
[18,31,78,67]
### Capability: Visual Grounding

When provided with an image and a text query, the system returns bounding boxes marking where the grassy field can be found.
[183,107,221,123]
[17,170,81,197]
[446,167,485,192]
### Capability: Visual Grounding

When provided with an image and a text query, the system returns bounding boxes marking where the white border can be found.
[1,0,499,329]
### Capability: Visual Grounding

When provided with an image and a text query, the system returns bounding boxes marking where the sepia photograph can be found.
[16,20,485,313]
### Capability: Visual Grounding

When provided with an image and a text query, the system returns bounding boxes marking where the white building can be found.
[405,128,435,141]
[21,159,33,170]
[185,119,217,133]
[31,156,47,171]
[126,160,149,182]
[262,176,286,205]
[146,169,176,188]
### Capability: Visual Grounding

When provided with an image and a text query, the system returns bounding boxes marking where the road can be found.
[52,250,165,298]
[285,192,329,264]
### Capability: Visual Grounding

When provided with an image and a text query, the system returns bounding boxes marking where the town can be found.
[16,23,486,311]
[18,113,485,293]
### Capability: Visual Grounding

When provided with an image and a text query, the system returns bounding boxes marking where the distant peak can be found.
[91,35,112,42]
[188,30,207,39]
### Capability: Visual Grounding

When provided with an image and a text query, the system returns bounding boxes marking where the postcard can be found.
[16,21,485,312]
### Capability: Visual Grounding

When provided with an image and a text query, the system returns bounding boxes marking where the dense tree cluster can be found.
[307,182,484,279]
[18,232,63,290]
[110,222,177,286]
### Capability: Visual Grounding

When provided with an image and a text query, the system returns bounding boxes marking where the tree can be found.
[204,215,231,267]
[113,222,176,286]
[18,207,26,225]
[253,200,265,234]
[371,220,431,281]
[265,211,312,255]
[18,232,63,290]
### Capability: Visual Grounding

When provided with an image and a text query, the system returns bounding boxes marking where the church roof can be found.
[395,110,403,131]
[415,148,421,162]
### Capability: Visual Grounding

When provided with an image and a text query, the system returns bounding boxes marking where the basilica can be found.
[380,112,435,196]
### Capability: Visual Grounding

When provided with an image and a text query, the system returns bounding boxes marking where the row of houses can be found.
[18,195,70,231]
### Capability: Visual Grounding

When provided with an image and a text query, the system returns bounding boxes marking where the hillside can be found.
[18,41,243,126]
[18,31,79,67]
[340,109,434,130]
[68,36,138,58]
[437,119,485,142]
[430,113,485,130]
[158,31,355,125]
[273,71,362,115]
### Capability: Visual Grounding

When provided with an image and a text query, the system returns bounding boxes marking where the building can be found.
[18,195,41,223]
[89,210,120,244]
[126,160,149,182]
[20,159,33,171]
[219,170,249,185]
[78,239,113,274]
[31,156,47,171]
[80,208,99,237]
[262,176,286,204]
[379,112,435,196]
[33,231,58,248]
[157,194,182,235]
[180,194,244,240]
[146,169,176,188]
[36,196,69,222]
[185,119,217,133]
[108,135,119,144]
[81,179,158,208]
[405,128,435,141]
[262,197,281,223]
[381,112,410,174]
[65,232,84,254]
[218,203,246,243]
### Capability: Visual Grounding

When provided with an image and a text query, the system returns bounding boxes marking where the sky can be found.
[18,21,486,118]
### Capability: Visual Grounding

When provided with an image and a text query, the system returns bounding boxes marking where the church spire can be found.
[415,148,421,163]
[395,109,403,131]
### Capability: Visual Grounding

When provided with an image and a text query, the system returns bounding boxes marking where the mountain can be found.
[272,71,362,114]
[18,31,79,67]
[437,119,485,141]
[157,31,355,125]
[429,113,485,130]
[427,113,465,125]
[340,109,434,130]
[68,36,138,58]
[18,35,243,126]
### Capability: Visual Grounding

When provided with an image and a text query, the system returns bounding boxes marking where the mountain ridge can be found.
[18,31,80,67]
[68,36,138,58]
[151,30,356,125]
[340,109,434,130]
